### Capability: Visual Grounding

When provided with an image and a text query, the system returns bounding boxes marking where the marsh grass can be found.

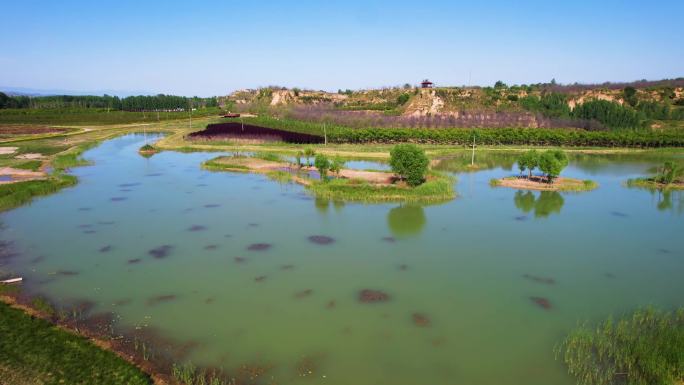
[253,152,282,162]
[202,159,249,172]
[29,296,55,317]
[0,176,77,211]
[556,307,684,385]
[172,362,230,385]
[626,178,684,190]
[0,301,151,384]
[266,170,293,183]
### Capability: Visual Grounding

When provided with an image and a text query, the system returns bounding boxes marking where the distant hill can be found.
[0,86,154,98]
[219,78,684,130]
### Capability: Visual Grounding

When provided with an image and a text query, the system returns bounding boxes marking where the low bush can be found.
[389,144,429,186]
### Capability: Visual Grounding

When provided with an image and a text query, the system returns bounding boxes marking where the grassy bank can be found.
[0,144,92,211]
[0,301,151,385]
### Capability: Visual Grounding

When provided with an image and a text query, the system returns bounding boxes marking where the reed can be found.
[556,307,684,385]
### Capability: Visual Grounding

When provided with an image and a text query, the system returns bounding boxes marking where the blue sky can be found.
[1,0,682,96]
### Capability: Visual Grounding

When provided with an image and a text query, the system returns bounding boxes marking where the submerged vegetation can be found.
[557,307,684,385]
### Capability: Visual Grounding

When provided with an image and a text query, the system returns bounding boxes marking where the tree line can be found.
[520,93,683,130]
[0,92,218,111]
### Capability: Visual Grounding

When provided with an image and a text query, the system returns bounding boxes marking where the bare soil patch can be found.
[0,167,46,184]
[0,125,67,136]
[209,156,396,185]
[495,176,593,191]
[0,147,18,155]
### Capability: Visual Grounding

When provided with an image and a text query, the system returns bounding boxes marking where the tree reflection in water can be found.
[514,190,565,218]
[387,205,426,238]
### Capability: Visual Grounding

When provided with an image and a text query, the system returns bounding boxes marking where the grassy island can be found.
[491,149,598,192]
[138,143,159,156]
[203,144,456,203]
[492,176,598,191]
[627,161,684,190]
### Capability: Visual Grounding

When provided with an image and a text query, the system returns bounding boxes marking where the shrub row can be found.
[328,127,684,147]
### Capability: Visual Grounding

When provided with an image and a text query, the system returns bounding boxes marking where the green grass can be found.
[252,151,282,162]
[556,307,684,385]
[8,141,71,156]
[626,177,684,190]
[12,160,42,171]
[265,170,293,183]
[201,158,249,171]
[307,171,456,203]
[0,175,77,211]
[0,107,220,125]
[0,144,92,212]
[0,301,152,385]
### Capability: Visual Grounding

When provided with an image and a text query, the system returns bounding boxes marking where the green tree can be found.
[314,154,330,180]
[517,150,539,178]
[623,86,638,107]
[571,100,641,130]
[304,148,316,167]
[538,149,568,182]
[658,161,682,184]
[330,156,345,177]
[389,144,429,187]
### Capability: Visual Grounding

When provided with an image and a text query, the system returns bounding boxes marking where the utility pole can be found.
[189,99,192,130]
[323,122,327,146]
[471,131,476,166]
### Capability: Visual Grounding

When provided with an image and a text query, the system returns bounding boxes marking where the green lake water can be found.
[1,134,683,385]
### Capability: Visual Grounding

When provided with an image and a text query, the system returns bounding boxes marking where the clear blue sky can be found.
[1,0,682,96]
